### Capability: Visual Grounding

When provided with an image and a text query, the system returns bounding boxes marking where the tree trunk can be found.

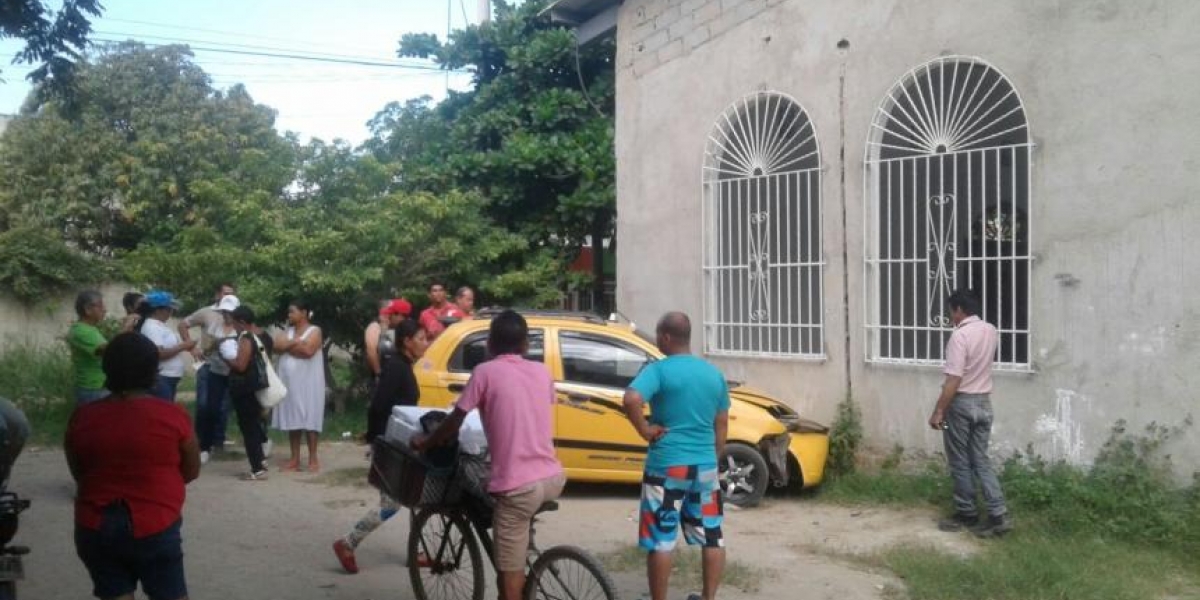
[591,213,608,315]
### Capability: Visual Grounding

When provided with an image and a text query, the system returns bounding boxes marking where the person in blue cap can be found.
[140,290,196,402]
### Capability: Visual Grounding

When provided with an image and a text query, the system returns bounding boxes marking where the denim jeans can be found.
[74,502,187,600]
[194,364,230,449]
[943,393,1007,518]
[152,376,181,403]
[195,367,230,453]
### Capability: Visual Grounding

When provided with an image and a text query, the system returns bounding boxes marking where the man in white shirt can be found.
[179,284,238,462]
[140,291,196,402]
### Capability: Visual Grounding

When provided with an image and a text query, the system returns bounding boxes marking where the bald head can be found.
[655,311,692,354]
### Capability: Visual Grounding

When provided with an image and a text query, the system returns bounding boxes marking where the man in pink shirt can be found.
[415,310,564,600]
[928,290,1011,537]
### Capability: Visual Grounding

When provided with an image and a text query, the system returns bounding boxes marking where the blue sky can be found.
[0,1,494,144]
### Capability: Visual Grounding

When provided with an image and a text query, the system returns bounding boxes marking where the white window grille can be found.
[702,91,824,358]
[864,56,1032,370]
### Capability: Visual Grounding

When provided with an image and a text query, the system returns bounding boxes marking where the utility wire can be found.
[93,31,432,68]
[90,37,463,72]
[101,17,384,56]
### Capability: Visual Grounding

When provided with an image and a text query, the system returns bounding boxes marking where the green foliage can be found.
[0,343,74,445]
[0,0,102,94]
[882,533,1197,600]
[1002,419,1199,558]
[0,225,101,303]
[0,19,606,337]
[827,394,863,477]
[818,460,946,505]
[0,42,296,257]
[383,0,617,307]
[819,419,1200,599]
[822,417,1200,572]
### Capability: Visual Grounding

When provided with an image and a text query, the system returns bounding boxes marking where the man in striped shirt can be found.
[928,289,1012,538]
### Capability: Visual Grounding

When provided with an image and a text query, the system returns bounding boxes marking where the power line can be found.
[101,16,386,56]
[93,30,418,66]
[90,37,461,72]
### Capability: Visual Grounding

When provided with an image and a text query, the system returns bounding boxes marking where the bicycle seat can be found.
[536,501,559,515]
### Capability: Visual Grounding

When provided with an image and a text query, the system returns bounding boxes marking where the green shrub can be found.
[1002,419,1199,564]
[826,394,863,477]
[0,343,74,445]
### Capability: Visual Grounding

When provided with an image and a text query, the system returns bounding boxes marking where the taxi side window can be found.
[559,332,651,389]
[450,330,544,372]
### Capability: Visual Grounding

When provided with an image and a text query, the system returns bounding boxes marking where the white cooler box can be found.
[384,406,489,455]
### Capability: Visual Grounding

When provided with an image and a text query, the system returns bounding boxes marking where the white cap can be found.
[216,295,241,312]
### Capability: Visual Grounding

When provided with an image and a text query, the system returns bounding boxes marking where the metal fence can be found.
[702,91,825,359]
[864,56,1032,370]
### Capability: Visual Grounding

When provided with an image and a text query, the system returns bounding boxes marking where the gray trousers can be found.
[943,393,1007,518]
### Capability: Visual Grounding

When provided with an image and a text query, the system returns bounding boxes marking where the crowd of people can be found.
[62,280,478,599]
[60,277,1008,600]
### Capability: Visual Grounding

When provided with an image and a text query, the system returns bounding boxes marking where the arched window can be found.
[703,92,824,358]
[864,56,1032,369]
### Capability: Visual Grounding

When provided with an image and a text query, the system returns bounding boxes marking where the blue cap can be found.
[144,290,180,310]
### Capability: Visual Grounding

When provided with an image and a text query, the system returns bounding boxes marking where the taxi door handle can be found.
[449,383,466,393]
[566,393,590,404]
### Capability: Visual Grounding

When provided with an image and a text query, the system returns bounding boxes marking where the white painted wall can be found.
[614,0,1200,472]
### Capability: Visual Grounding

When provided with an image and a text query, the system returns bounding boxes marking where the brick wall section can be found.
[624,0,785,77]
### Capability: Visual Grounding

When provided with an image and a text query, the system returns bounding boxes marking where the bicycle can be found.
[406,484,616,600]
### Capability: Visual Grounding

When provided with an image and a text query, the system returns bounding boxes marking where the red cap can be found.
[381,298,412,317]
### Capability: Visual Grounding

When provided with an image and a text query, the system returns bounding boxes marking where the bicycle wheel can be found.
[524,545,617,600]
[408,508,485,600]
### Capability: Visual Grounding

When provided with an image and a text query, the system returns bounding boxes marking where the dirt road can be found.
[13,443,973,600]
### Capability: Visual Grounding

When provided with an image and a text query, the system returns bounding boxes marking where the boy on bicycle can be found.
[623,311,729,600]
[414,310,564,600]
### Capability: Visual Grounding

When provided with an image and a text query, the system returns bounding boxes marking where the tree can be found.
[373,0,617,312]
[0,42,297,256]
[0,0,103,99]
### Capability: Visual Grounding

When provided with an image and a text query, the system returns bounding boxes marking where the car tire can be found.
[719,443,769,508]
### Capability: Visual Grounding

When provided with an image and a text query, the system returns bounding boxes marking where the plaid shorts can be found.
[638,464,724,552]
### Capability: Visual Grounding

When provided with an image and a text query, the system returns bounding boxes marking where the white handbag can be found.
[255,341,287,408]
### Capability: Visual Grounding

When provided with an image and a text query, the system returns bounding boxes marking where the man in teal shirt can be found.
[68,290,111,404]
[623,311,729,600]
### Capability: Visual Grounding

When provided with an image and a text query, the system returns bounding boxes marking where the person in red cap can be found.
[363,298,412,388]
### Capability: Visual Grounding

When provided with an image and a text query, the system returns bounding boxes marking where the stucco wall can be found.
[0,284,133,350]
[614,0,1200,470]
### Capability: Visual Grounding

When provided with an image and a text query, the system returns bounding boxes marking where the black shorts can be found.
[75,503,187,600]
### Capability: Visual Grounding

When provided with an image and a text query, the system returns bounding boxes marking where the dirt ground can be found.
[12,442,976,600]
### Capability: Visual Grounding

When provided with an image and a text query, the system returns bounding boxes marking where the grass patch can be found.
[0,343,74,445]
[600,546,772,594]
[816,420,1200,600]
[306,466,370,488]
[881,530,1196,600]
[817,461,946,506]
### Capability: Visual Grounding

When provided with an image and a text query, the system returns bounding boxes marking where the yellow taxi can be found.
[413,310,829,506]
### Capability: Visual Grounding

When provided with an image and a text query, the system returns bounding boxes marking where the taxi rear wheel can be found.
[719,443,769,507]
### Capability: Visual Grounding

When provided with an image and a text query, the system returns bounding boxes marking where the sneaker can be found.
[936,512,979,532]
[239,470,268,481]
[973,513,1013,538]
[262,439,273,458]
[333,539,359,574]
[200,451,211,465]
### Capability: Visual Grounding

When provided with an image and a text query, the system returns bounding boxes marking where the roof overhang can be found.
[544,0,620,45]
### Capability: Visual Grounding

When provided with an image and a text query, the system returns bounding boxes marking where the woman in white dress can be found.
[272,300,326,472]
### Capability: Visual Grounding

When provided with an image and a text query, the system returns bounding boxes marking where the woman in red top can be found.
[65,333,201,600]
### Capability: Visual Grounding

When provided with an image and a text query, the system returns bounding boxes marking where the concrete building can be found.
[552,0,1200,472]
